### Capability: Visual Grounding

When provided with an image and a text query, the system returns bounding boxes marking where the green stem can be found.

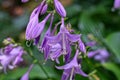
[28,49,50,79]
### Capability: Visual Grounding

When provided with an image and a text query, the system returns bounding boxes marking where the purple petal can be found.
[85,41,96,47]
[67,33,80,42]
[43,45,50,61]
[75,67,88,77]
[78,39,86,53]
[4,44,13,55]
[29,13,51,40]
[21,64,34,80]
[34,35,40,45]
[61,69,71,80]
[65,42,71,62]
[56,50,79,70]
[41,4,48,15]
[114,0,120,9]
[46,33,62,43]
[88,50,99,58]
[21,72,29,80]
[26,14,39,40]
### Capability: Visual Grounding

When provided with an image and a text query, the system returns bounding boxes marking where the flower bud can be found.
[54,0,66,17]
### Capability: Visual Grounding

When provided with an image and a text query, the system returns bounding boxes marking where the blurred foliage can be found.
[0,0,120,80]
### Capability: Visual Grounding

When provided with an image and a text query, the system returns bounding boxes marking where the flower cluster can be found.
[88,49,109,63]
[22,0,88,80]
[0,38,25,73]
[86,40,109,63]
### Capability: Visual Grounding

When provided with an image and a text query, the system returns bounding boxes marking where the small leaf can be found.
[102,62,120,80]
[105,32,120,62]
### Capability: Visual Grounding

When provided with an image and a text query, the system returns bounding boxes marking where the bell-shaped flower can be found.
[21,64,34,80]
[26,13,51,40]
[40,14,54,61]
[54,0,66,17]
[88,49,109,63]
[26,0,48,40]
[46,18,86,62]
[56,49,88,80]
[0,44,24,73]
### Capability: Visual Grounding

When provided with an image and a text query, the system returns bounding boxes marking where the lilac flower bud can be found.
[41,4,48,15]
[78,38,86,53]
[21,64,34,80]
[21,0,29,3]
[114,0,120,9]
[54,0,66,17]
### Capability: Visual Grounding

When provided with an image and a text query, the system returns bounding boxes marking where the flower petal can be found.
[61,69,71,80]
[75,67,88,77]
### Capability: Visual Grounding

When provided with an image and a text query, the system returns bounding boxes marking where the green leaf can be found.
[102,62,120,80]
[105,32,120,62]
[0,64,60,80]
[78,13,104,39]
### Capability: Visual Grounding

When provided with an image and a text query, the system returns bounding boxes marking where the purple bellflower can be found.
[54,0,66,17]
[40,14,54,61]
[88,49,109,63]
[26,13,51,40]
[26,0,49,41]
[0,44,24,73]
[114,0,120,9]
[56,49,88,80]
[46,18,86,62]
[21,64,34,80]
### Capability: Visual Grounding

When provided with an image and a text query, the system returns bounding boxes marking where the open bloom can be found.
[88,49,109,63]
[56,49,88,80]
[46,18,86,62]
[40,14,54,61]
[0,44,24,73]
[114,0,120,9]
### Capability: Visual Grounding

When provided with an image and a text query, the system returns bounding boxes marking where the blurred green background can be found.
[0,0,120,80]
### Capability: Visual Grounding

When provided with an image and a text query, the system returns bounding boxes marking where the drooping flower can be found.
[0,44,24,73]
[88,49,109,63]
[26,13,51,40]
[54,0,66,17]
[21,64,34,80]
[46,18,86,62]
[56,49,88,80]
[113,0,120,9]
[40,14,54,61]
[26,0,49,41]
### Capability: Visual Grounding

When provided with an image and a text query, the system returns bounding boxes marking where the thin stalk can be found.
[28,49,50,79]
